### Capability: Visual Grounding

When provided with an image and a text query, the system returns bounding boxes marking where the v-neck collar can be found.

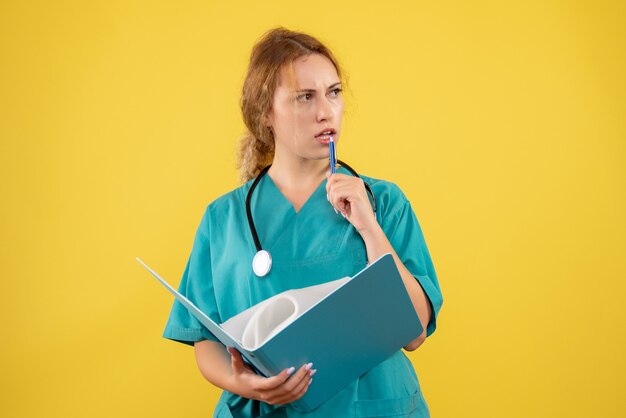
[247,166,352,256]
[263,172,329,216]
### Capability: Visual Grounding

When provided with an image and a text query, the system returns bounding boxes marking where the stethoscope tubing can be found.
[245,164,272,253]
[246,160,376,276]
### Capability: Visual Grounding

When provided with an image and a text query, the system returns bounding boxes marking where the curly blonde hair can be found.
[237,27,344,182]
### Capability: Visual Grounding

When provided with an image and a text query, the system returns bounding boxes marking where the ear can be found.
[263,111,274,128]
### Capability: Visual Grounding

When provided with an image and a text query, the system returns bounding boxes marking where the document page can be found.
[221,276,351,350]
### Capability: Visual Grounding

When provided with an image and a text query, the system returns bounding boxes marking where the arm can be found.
[193,340,315,405]
[326,174,433,351]
[359,225,432,351]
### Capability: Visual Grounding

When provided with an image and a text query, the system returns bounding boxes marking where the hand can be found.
[326,172,378,234]
[227,347,315,406]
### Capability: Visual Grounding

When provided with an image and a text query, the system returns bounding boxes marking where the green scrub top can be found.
[163,167,443,418]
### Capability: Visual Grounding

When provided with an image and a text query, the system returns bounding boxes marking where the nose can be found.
[316,96,334,122]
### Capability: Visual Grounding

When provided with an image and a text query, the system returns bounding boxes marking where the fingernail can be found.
[305,362,313,371]
[334,207,338,214]
[286,367,295,375]
[326,193,329,202]
[309,378,313,384]
[310,369,317,376]
[340,211,346,218]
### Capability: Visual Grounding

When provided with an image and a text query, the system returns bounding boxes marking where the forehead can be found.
[278,54,340,90]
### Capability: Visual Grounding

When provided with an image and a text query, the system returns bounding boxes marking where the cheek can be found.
[288,111,310,135]
[273,109,294,131]
[273,110,308,144]
[333,100,345,117]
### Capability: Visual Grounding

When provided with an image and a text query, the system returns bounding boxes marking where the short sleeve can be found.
[162,225,221,346]
[382,194,443,337]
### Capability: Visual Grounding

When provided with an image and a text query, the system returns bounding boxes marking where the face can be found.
[267,53,344,163]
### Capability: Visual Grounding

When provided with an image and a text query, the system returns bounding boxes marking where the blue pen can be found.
[329,138,337,174]
[328,138,340,215]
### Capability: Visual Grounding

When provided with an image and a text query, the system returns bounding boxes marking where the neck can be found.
[267,153,328,190]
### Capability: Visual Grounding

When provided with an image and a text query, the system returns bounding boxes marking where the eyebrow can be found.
[295,82,342,93]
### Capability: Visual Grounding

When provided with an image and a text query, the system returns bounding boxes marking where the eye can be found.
[296,93,313,102]
[329,87,342,97]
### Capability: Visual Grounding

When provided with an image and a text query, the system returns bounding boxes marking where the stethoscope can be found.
[246,160,377,277]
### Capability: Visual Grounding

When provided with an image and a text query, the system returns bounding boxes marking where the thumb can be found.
[228,347,245,375]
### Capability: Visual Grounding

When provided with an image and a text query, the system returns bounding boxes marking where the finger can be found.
[326,184,341,213]
[328,185,356,212]
[273,371,312,405]
[338,199,348,213]
[255,366,296,391]
[326,172,349,188]
[273,372,313,405]
[327,180,366,216]
[292,374,313,401]
[261,362,311,399]
[330,182,368,207]
[326,173,351,200]
[288,369,313,399]
[228,347,246,375]
[281,363,313,393]
[327,191,345,215]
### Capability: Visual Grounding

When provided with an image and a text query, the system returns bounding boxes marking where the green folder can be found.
[138,253,423,413]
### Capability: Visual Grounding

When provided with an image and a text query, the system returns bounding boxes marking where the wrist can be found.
[224,373,248,398]
[358,221,384,242]
[359,222,394,265]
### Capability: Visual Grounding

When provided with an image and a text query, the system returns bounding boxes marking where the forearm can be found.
[194,340,242,394]
[359,224,432,350]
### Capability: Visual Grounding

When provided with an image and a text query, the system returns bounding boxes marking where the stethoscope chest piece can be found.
[252,250,272,277]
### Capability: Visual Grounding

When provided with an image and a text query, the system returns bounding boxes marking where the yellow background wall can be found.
[1,1,624,417]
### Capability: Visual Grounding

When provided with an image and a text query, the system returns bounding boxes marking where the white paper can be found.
[221,277,351,350]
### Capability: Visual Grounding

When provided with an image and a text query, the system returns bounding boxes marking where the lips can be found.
[315,128,336,138]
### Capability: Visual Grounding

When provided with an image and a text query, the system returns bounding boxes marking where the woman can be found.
[163,27,443,417]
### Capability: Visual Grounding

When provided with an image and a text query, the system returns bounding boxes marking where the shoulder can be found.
[358,173,411,218]
[357,173,424,237]
[196,180,254,236]
[207,180,253,214]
